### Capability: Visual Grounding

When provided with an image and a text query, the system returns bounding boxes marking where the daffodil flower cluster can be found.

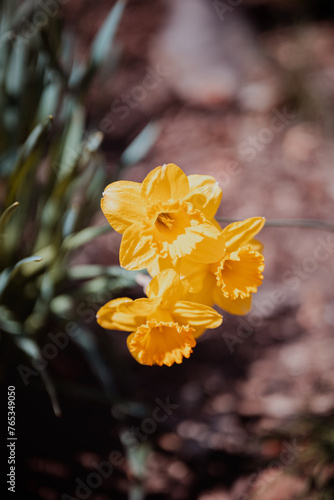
[97,164,265,366]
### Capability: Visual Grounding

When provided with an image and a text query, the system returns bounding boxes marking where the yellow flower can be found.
[152,217,265,316]
[101,163,222,270]
[96,269,223,366]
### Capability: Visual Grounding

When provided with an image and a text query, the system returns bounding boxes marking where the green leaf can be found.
[0,305,22,334]
[7,116,53,202]
[68,265,138,280]
[0,201,19,235]
[56,103,85,180]
[70,326,116,400]
[62,206,79,239]
[20,244,56,277]
[39,270,55,302]
[14,336,61,417]
[14,115,53,166]
[121,122,160,166]
[74,276,111,295]
[0,255,42,296]
[49,295,75,318]
[62,225,111,252]
[67,265,144,300]
[13,255,43,271]
[129,484,146,500]
[36,80,61,123]
[84,130,104,153]
[121,436,150,481]
[24,311,47,335]
[90,0,126,67]
[84,164,107,203]
[11,0,36,28]
[5,38,27,97]
[75,0,126,90]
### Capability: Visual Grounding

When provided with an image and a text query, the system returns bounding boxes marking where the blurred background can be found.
[1,0,334,499]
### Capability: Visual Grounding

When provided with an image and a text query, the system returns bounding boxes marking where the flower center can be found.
[151,203,193,249]
[127,319,196,366]
[145,201,207,259]
[215,246,264,300]
[155,212,175,231]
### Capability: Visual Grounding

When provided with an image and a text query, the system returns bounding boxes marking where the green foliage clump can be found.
[0,0,150,413]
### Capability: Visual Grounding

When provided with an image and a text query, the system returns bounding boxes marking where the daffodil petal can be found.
[188,230,226,264]
[181,272,216,307]
[120,224,156,271]
[250,238,264,252]
[165,228,200,260]
[151,308,174,323]
[212,218,223,231]
[146,269,185,308]
[96,298,143,331]
[140,163,189,203]
[222,217,265,253]
[146,255,180,278]
[101,181,148,234]
[179,258,210,294]
[185,174,222,220]
[167,219,222,261]
[213,288,252,315]
[117,297,161,316]
[172,300,223,338]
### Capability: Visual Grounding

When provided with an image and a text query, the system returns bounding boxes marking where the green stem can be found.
[216,217,334,233]
[40,30,69,89]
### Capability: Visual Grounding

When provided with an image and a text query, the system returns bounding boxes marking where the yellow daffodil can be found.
[96,269,222,366]
[101,163,222,270]
[150,217,265,316]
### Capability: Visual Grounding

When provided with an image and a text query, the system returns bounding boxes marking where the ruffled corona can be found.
[214,246,265,300]
[127,320,196,366]
[145,201,209,260]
